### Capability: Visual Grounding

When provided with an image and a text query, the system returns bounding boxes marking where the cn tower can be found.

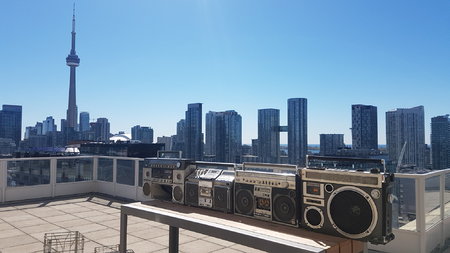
[66,4,80,129]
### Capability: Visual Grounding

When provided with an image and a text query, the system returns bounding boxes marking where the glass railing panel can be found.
[425,175,441,230]
[117,159,135,186]
[97,158,113,182]
[56,158,93,183]
[138,160,144,187]
[7,159,50,187]
[394,177,417,231]
[445,173,450,219]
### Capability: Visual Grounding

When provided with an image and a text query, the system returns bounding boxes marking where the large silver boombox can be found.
[141,156,395,245]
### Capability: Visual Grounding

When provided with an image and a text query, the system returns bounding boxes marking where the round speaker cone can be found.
[273,195,295,223]
[173,186,183,202]
[330,190,373,235]
[306,208,322,227]
[143,182,151,196]
[236,189,254,215]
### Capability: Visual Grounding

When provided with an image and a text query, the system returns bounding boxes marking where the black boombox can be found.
[234,163,299,227]
[142,157,395,245]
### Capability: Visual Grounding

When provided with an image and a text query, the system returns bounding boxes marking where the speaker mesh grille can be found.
[185,182,198,206]
[330,190,373,235]
[236,189,254,216]
[173,185,184,202]
[214,186,229,211]
[273,194,295,224]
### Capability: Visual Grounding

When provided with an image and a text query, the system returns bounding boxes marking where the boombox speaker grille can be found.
[185,182,198,206]
[273,194,296,224]
[173,185,184,202]
[236,189,254,216]
[328,186,377,238]
[143,182,151,196]
[214,186,229,211]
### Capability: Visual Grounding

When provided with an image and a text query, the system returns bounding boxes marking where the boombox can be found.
[185,168,223,208]
[300,168,395,244]
[234,169,299,226]
[142,158,195,204]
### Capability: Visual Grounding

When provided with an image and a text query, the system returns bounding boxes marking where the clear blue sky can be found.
[1,0,449,144]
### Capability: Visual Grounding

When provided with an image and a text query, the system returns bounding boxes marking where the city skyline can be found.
[1,1,449,144]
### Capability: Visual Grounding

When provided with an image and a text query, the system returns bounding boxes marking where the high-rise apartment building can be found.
[258,109,280,163]
[42,116,56,135]
[386,106,425,170]
[320,134,345,156]
[157,136,173,151]
[431,115,450,170]
[251,139,259,156]
[79,112,90,132]
[288,98,307,166]
[185,103,203,160]
[352,104,378,150]
[0,105,22,146]
[66,6,80,130]
[205,110,242,163]
[172,119,185,153]
[131,125,154,143]
[93,118,110,143]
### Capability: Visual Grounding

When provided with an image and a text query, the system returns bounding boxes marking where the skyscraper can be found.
[0,105,22,146]
[288,98,307,166]
[431,115,450,170]
[386,106,425,170]
[42,116,56,135]
[352,104,378,150]
[66,5,80,130]
[172,119,185,153]
[93,118,110,143]
[131,125,154,143]
[157,136,173,151]
[258,109,280,163]
[185,103,203,160]
[320,134,345,156]
[79,112,90,132]
[205,110,242,163]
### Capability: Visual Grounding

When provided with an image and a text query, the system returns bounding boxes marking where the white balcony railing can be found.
[0,156,449,253]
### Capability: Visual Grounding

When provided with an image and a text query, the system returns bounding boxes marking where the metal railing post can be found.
[441,172,446,248]
[50,158,57,198]
[135,160,139,201]
[416,177,426,253]
[0,160,6,203]
[113,158,117,197]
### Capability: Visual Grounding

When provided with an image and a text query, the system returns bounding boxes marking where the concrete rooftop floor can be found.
[0,195,266,253]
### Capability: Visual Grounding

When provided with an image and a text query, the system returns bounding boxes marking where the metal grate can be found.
[43,231,84,253]
[94,245,134,253]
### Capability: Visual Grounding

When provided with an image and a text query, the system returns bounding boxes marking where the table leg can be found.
[169,226,179,253]
[119,212,128,253]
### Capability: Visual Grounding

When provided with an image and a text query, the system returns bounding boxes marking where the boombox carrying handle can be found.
[242,162,298,173]
[306,155,386,171]
[194,161,238,171]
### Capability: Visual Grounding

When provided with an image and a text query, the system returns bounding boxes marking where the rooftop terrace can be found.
[0,194,265,253]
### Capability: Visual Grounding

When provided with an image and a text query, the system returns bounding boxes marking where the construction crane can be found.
[395,142,407,173]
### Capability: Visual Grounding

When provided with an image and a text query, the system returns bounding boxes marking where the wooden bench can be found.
[119,200,366,253]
